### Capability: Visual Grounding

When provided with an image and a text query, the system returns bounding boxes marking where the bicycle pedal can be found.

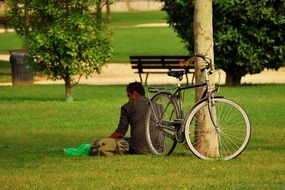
[175,132,184,143]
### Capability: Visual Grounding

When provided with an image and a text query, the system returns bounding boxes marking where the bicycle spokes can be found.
[184,98,251,160]
[145,92,180,156]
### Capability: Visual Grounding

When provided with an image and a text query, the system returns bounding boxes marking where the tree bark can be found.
[106,0,112,23]
[95,0,103,21]
[24,0,29,49]
[193,0,219,157]
[225,72,242,86]
[64,76,73,102]
[126,0,131,11]
[96,6,102,21]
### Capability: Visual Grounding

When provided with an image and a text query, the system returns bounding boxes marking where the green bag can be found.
[90,138,129,156]
[64,144,91,156]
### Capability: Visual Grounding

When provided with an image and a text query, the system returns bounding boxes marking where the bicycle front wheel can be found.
[145,92,180,156]
[184,98,251,160]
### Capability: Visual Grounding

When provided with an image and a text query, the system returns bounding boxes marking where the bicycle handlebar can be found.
[193,53,213,73]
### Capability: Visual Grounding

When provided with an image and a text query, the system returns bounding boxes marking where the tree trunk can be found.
[24,0,29,49]
[64,76,73,102]
[96,6,102,21]
[193,0,219,157]
[95,0,103,21]
[106,0,112,23]
[225,72,242,86]
[126,0,131,11]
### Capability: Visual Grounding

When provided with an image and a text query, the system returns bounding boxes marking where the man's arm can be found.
[110,130,125,139]
[110,104,129,139]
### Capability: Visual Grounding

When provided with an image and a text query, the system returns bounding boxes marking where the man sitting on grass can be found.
[109,82,151,154]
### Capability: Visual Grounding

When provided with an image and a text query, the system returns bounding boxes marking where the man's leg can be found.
[123,137,135,154]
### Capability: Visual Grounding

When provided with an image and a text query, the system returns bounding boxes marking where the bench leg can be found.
[145,73,149,85]
[186,73,195,85]
[138,73,143,84]
[186,74,189,85]
[138,73,148,85]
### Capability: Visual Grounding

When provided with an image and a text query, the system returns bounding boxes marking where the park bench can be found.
[129,55,195,85]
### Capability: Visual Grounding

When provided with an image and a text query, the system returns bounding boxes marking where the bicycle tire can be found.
[184,97,251,160]
[145,92,181,155]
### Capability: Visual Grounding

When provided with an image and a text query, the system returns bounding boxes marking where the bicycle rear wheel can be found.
[184,98,251,160]
[145,92,180,155]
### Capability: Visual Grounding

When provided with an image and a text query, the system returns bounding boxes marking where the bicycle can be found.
[145,54,251,160]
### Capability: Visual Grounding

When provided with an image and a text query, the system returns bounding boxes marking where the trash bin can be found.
[10,51,33,86]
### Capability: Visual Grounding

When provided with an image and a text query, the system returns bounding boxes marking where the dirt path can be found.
[1,53,284,86]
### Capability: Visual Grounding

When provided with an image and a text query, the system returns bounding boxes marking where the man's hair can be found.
[126,82,145,96]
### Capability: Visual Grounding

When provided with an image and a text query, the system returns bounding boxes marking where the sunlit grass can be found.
[0,60,11,82]
[0,84,284,189]
[111,27,187,62]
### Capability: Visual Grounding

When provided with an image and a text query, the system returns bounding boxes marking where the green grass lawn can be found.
[0,84,284,189]
[0,32,24,53]
[112,27,188,62]
[109,11,168,27]
[0,60,11,82]
[0,11,187,62]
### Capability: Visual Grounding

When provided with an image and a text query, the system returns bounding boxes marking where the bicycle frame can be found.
[171,82,207,118]
[151,68,220,135]
[148,54,220,137]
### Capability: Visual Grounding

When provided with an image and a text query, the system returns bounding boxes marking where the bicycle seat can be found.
[167,70,185,80]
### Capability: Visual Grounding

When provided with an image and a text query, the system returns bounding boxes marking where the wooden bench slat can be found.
[132,66,193,69]
[131,62,181,65]
[129,55,189,59]
[129,55,195,85]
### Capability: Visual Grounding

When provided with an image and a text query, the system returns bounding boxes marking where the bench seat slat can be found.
[129,55,195,85]
[131,61,187,64]
[130,55,190,59]
[131,66,194,69]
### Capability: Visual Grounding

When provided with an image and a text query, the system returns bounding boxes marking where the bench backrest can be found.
[130,55,194,73]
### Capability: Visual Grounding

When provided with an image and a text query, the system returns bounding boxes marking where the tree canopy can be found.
[7,0,112,100]
[161,0,285,85]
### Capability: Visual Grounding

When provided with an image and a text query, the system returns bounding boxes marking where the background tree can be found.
[95,0,115,22]
[214,0,285,85]
[106,0,113,22]
[161,0,285,86]
[7,0,112,101]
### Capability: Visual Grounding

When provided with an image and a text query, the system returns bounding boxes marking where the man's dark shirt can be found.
[115,96,150,154]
